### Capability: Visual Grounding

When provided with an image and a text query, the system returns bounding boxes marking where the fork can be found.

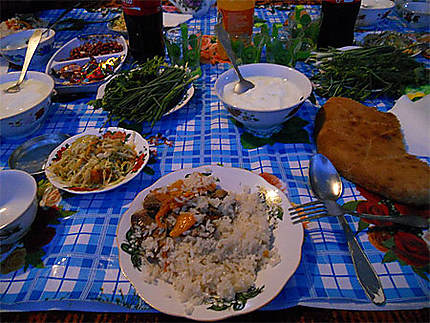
[289,200,428,229]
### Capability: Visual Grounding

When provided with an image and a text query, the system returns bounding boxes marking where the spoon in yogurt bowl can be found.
[215,21,255,95]
[4,29,43,94]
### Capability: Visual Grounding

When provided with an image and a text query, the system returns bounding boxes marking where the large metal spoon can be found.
[309,153,386,306]
[214,21,255,95]
[4,29,43,94]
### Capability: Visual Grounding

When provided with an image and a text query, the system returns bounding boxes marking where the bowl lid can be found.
[9,133,70,176]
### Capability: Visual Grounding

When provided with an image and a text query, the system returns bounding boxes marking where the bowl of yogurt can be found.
[0,71,54,139]
[0,28,55,67]
[215,63,312,137]
[356,0,395,27]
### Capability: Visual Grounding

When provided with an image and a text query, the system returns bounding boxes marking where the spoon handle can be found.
[214,22,244,82]
[17,29,43,87]
[338,215,386,306]
[346,209,428,229]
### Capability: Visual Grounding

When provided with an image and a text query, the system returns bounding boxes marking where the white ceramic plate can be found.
[45,34,127,94]
[116,165,304,321]
[96,76,195,117]
[45,127,149,194]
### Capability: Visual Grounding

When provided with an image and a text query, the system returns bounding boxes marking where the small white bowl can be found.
[0,71,55,139]
[215,63,312,138]
[400,1,430,29]
[0,170,37,246]
[357,0,395,26]
[0,28,55,67]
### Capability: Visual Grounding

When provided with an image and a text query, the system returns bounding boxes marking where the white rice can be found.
[137,172,280,311]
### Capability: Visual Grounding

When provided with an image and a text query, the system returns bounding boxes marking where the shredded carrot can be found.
[200,35,230,65]
[163,261,170,272]
[168,179,184,191]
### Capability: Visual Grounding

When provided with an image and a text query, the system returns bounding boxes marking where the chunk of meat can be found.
[211,189,228,199]
[131,209,154,228]
[142,193,162,218]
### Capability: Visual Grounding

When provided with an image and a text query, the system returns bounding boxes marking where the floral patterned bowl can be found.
[0,71,54,139]
[0,170,37,248]
[215,63,312,138]
[356,0,395,27]
[400,1,430,29]
[0,28,55,67]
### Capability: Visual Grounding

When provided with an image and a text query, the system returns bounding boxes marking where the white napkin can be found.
[163,12,193,28]
[390,94,430,157]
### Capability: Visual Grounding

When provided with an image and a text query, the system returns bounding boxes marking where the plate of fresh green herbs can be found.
[90,57,196,127]
[309,45,428,101]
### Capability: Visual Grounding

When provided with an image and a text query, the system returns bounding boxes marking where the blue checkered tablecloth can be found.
[0,6,429,313]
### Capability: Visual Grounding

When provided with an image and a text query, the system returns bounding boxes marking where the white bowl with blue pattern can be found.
[357,0,395,27]
[0,71,54,139]
[215,63,312,138]
[0,28,55,67]
[0,169,37,247]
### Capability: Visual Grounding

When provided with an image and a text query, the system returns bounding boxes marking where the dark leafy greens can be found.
[230,6,318,67]
[310,46,428,101]
[207,286,265,311]
[89,57,197,127]
[165,23,202,77]
[121,227,142,270]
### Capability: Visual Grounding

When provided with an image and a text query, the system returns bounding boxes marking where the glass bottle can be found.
[121,0,164,62]
[317,0,362,49]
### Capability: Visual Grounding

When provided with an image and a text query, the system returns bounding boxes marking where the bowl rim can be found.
[0,71,55,121]
[360,0,395,10]
[215,63,313,113]
[0,169,37,230]
[0,28,55,52]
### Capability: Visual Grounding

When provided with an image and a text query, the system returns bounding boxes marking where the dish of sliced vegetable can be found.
[45,127,149,194]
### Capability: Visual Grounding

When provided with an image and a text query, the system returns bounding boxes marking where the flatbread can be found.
[316,97,430,206]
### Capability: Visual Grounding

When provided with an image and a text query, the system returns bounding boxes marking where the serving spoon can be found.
[309,153,386,306]
[214,21,255,95]
[4,29,43,94]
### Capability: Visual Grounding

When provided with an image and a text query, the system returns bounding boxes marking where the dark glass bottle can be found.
[121,0,164,62]
[317,0,361,49]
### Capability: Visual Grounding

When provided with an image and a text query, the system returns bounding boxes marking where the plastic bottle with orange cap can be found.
[216,0,256,60]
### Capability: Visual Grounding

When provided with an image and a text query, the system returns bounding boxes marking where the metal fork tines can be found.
[289,200,328,224]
